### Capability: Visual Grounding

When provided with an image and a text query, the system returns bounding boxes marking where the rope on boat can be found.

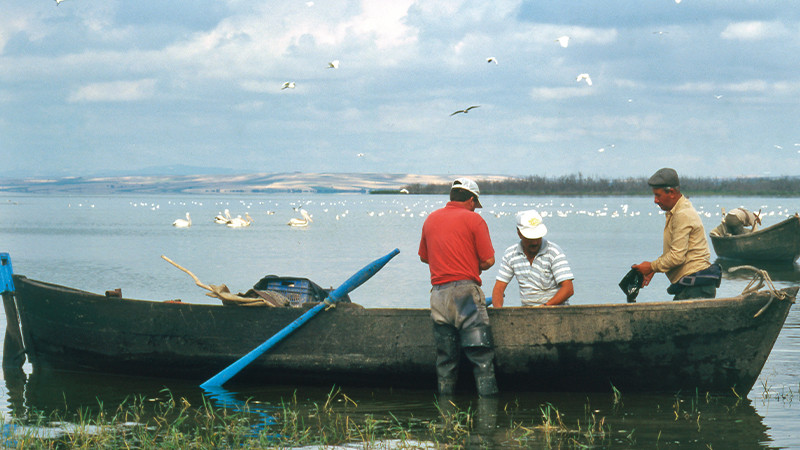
[161,255,280,307]
[729,265,788,318]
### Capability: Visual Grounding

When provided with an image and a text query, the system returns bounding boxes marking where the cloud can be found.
[68,79,157,102]
[529,86,594,100]
[720,21,787,40]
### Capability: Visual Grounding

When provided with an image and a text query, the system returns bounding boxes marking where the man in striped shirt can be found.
[491,210,575,307]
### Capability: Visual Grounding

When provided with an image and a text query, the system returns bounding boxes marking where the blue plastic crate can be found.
[262,278,313,306]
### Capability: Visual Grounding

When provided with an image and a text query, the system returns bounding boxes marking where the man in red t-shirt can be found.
[419,177,497,396]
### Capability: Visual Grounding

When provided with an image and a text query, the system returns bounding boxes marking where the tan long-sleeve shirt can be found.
[650,195,712,284]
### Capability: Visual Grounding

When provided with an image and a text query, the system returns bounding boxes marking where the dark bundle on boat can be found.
[242,275,351,307]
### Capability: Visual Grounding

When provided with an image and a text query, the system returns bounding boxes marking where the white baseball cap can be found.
[451,177,482,208]
[516,209,547,239]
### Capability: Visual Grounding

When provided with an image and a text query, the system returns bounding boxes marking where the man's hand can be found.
[632,262,655,287]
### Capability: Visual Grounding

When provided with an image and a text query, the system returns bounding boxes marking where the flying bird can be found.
[55,0,67,4]
[714,94,723,99]
[281,82,296,90]
[357,153,365,157]
[327,60,339,69]
[555,36,570,48]
[486,57,498,64]
[576,73,592,86]
[450,105,480,116]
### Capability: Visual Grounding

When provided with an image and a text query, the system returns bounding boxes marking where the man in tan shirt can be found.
[632,168,720,300]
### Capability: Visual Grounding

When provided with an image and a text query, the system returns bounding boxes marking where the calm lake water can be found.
[1,192,799,448]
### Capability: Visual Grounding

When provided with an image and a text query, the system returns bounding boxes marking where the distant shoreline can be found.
[402,174,800,197]
[1,172,798,196]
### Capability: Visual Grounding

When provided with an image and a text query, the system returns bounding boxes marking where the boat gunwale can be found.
[12,274,796,314]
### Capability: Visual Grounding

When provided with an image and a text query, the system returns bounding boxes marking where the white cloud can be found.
[720,21,787,41]
[68,79,157,102]
[529,86,594,100]
[0,15,38,55]
[674,80,769,94]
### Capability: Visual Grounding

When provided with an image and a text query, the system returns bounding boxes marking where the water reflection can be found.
[717,259,800,284]
[0,367,782,448]
[201,385,278,439]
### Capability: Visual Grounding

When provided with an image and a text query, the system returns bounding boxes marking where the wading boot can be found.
[433,323,460,395]
[461,325,499,397]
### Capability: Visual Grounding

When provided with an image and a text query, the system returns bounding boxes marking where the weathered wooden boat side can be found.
[710,215,800,262]
[9,275,797,395]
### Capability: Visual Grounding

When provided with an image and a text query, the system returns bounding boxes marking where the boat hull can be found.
[8,275,797,395]
[711,215,800,262]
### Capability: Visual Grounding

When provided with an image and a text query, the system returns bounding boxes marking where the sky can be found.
[1,0,799,179]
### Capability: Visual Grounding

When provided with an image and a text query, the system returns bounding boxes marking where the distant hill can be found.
[0,173,511,195]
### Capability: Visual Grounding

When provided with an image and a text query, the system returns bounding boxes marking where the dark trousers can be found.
[673,284,716,301]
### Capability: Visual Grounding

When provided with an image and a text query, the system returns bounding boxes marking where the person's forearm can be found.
[491,281,507,308]
[545,280,574,305]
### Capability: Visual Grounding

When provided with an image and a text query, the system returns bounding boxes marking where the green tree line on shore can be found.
[401,174,800,196]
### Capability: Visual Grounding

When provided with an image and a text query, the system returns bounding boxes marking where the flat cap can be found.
[647,168,679,188]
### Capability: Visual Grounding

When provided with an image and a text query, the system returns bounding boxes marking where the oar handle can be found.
[200,248,400,388]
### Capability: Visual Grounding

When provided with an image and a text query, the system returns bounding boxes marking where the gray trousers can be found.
[430,280,498,396]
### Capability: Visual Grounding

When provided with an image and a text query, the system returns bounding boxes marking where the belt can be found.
[432,280,478,290]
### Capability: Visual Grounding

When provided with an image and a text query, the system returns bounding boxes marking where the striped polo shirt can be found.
[496,239,574,305]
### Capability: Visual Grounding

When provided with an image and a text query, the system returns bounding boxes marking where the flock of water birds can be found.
[158,197,798,231]
[171,205,309,229]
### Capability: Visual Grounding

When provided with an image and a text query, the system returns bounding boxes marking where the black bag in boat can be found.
[252,275,351,306]
[618,269,644,303]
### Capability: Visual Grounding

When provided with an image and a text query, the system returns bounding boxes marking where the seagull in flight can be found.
[486,57,498,64]
[450,106,480,116]
[555,36,570,48]
[55,0,67,4]
[281,81,295,90]
[327,60,339,69]
[576,73,592,86]
[357,153,365,157]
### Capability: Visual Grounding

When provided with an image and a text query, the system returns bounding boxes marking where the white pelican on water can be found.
[173,213,192,228]
[214,209,232,224]
[227,213,254,228]
[288,209,313,227]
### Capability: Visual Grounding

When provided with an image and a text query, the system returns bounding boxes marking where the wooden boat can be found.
[710,214,800,262]
[5,274,797,395]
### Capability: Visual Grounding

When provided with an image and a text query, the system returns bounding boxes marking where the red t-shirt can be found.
[419,202,494,285]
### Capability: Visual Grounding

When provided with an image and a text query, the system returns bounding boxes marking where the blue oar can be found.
[201,248,400,388]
